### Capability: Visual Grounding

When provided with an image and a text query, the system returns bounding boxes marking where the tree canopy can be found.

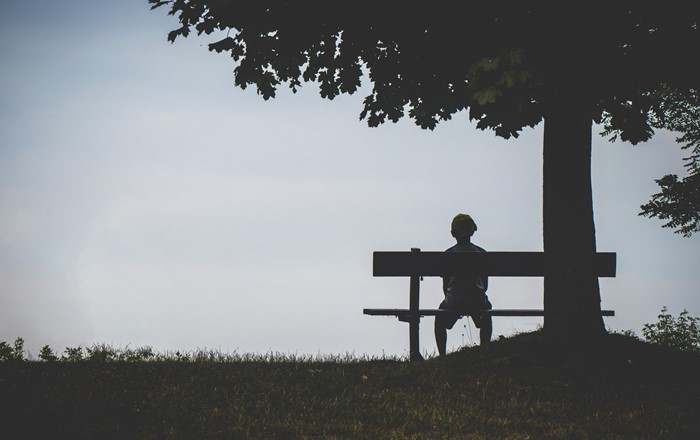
[150,1,699,235]
[636,88,700,236]
[148,2,700,340]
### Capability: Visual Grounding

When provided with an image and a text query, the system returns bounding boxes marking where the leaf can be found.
[208,37,237,53]
[473,87,502,105]
[167,25,190,43]
[149,1,171,11]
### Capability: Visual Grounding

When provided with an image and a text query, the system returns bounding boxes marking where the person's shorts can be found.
[437,296,492,330]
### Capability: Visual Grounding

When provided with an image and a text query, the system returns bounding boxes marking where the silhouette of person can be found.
[435,213,493,355]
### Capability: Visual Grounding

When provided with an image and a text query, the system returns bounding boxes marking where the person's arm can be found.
[443,246,453,296]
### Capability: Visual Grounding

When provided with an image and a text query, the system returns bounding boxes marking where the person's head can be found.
[451,213,477,241]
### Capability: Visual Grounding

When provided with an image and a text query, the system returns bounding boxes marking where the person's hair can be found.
[451,213,477,238]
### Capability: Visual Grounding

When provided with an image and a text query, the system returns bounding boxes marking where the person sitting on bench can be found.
[435,213,493,355]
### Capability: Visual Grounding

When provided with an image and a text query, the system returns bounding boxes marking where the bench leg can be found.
[409,317,423,361]
[409,267,423,361]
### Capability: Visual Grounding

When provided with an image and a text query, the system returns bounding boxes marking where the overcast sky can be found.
[1,1,698,358]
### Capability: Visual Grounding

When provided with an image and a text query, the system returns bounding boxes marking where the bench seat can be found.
[364,308,615,318]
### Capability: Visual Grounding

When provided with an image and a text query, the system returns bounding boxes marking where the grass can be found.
[1,331,699,439]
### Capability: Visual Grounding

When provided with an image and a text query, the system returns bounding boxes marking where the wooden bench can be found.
[364,248,616,360]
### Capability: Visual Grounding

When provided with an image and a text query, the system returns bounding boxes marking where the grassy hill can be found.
[1,331,699,439]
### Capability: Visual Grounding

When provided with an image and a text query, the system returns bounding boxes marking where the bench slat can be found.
[373,251,616,277]
[364,308,615,317]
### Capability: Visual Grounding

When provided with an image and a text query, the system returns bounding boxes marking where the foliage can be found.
[148,2,697,135]
[38,345,58,362]
[148,2,700,236]
[642,306,700,352]
[0,338,25,361]
[640,174,700,236]
[62,346,85,362]
[612,328,641,340]
[638,88,700,236]
[601,87,700,236]
[0,340,392,364]
[2,331,699,439]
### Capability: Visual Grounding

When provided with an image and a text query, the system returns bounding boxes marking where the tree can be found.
[148,1,700,340]
[636,88,700,236]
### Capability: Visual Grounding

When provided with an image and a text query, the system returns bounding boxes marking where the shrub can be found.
[0,338,25,361]
[38,345,58,362]
[642,306,700,353]
[62,346,85,362]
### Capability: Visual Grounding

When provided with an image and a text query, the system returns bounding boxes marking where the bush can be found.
[0,338,25,361]
[38,345,58,362]
[61,346,85,362]
[642,306,700,352]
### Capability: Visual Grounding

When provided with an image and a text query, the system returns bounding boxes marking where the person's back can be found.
[435,214,493,355]
[443,241,488,309]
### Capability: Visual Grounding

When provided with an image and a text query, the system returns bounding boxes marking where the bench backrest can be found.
[373,251,616,277]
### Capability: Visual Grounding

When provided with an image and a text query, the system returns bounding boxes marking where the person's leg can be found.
[434,315,448,356]
[479,316,492,345]
[435,300,458,356]
[479,296,493,345]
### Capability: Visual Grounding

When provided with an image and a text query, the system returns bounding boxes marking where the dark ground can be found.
[1,331,699,439]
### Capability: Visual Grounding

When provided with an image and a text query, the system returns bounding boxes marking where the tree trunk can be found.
[542,95,606,340]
